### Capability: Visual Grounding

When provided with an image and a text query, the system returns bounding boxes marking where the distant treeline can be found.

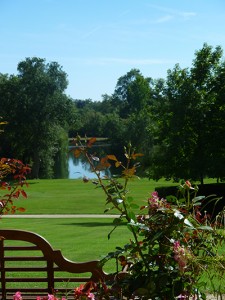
[1,44,225,183]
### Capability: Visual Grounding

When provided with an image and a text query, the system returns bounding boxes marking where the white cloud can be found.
[147,4,197,21]
[155,15,174,23]
[181,12,197,20]
[82,26,103,39]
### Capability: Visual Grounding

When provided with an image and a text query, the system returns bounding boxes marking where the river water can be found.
[68,146,112,179]
[68,156,111,179]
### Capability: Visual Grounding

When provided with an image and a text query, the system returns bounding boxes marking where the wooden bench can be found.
[0,229,109,299]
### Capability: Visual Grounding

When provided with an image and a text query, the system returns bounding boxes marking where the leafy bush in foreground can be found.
[71,137,225,299]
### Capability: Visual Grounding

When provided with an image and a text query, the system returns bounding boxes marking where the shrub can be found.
[71,137,225,299]
[0,120,30,217]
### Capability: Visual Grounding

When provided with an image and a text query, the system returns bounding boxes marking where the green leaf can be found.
[150,231,163,242]
[184,218,195,228]
[127,196,134,203]
[174,209,184,220]
[115,246,123,250]
[127,223,138,233]
[113,218,123,225]
[192,196,205,203]
[115,198,123,204]
[193,202,202,206]
[127,210,137,222]
[128,219,149,231]
[130,203,139,209]
[198,225,213,231]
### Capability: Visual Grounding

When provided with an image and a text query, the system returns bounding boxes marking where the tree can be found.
[112,69,151,117]
[150,44,225,183]
[0,57,77,178]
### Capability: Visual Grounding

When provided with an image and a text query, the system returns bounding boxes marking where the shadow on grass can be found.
[58,221,127,227]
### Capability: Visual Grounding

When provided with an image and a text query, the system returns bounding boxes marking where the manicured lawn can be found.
[15,178,180,214]
[0,217,131,273]
[1,177,223,293]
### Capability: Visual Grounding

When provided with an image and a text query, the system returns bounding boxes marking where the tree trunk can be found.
[31,150,40,179]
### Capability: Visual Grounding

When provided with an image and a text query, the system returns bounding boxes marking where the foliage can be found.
[0,121,30,217]
[112,68,152,118]
[2,44,225,181]
[149,43,225,183]
[71,44,225,183]
[72,137,225,299]
[0,57,77,178]
[0,157,30,215]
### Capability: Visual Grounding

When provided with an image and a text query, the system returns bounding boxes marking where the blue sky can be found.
[1,0,225,101]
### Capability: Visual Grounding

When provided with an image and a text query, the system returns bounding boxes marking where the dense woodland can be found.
[1,43,225,183]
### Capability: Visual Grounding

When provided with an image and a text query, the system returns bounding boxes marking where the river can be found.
[67,146,112,179]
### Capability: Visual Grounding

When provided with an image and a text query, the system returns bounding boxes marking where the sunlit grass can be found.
[15,178,181,214]
[1,177,223,294]
[0,217,131,273]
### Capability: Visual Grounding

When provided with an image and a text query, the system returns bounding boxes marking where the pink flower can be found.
[13,291,22,300]
[183,180,195,190]
[173,241,190,272]
[177,294,188,299]
[74,284,85,297]
[87,293,95,299]
[177,293,196,299]
[74,282,96,299]
[185,181,191,188]
[47,295,59,300]
[148,191,167,209]
[174,242,184,269]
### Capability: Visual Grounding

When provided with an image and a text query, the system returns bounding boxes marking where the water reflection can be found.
[68,147,111,179]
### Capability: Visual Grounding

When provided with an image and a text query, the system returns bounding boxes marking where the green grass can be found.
[1,177,180,273]
[0,217,131,273]
[1,177,223,293]
[15,178,180,214]
[1,178,180,273]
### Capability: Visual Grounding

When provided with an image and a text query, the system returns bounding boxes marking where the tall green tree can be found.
[150,43,225,183]
[112,68,151,117]
[0,57,76,178]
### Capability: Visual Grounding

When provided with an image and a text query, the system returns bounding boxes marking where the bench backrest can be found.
[0,229,107,299]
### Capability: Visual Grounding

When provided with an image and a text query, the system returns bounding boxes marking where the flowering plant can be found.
[12,138,223,300]
[13,280,109,300]
[13,291,66,300]
[71,137,225,300]
[0,120,30,217]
